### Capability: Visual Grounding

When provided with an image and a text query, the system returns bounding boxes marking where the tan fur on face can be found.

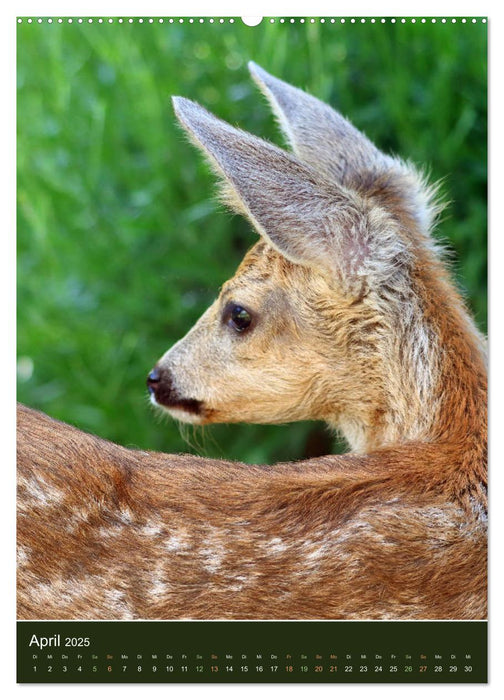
[158,242,326,425]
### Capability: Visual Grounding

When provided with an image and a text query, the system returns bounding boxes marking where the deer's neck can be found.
[334,276,487,457]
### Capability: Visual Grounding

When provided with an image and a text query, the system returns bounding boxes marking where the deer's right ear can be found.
[172,97,407,291]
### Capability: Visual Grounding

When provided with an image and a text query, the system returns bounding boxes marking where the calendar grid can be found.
[17,620,487,683]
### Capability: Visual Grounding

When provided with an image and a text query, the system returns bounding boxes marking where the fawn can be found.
[17,63,487,620]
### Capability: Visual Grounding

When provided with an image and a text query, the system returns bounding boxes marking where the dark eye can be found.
[225,304,253,333]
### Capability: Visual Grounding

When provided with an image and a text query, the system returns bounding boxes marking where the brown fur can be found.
[17,404,486,620]
[17,64,486,620]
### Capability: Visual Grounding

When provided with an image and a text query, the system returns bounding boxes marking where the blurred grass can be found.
[17,18,487,462]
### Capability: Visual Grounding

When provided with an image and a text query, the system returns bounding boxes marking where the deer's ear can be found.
[248,62,391,187]
[248,62,441,236]
[172,96,408,291]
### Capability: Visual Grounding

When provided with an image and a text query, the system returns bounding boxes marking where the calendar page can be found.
[16,14,487,684]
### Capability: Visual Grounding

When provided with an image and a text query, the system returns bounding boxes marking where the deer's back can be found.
[17,405,486,620]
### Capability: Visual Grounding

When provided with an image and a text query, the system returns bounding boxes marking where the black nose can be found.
[146,367,161,395]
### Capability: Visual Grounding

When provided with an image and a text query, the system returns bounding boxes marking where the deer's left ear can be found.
[173,96,409,293]
[248,61,390,187]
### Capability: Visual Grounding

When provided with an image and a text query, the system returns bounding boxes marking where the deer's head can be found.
[147,63,458,452]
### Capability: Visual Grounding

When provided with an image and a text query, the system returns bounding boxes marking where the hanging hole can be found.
[241,17,263,26]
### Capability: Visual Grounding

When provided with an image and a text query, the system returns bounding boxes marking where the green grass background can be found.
[17,17,487,462]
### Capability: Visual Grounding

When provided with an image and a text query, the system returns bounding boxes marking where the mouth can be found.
[150,391,204,417]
